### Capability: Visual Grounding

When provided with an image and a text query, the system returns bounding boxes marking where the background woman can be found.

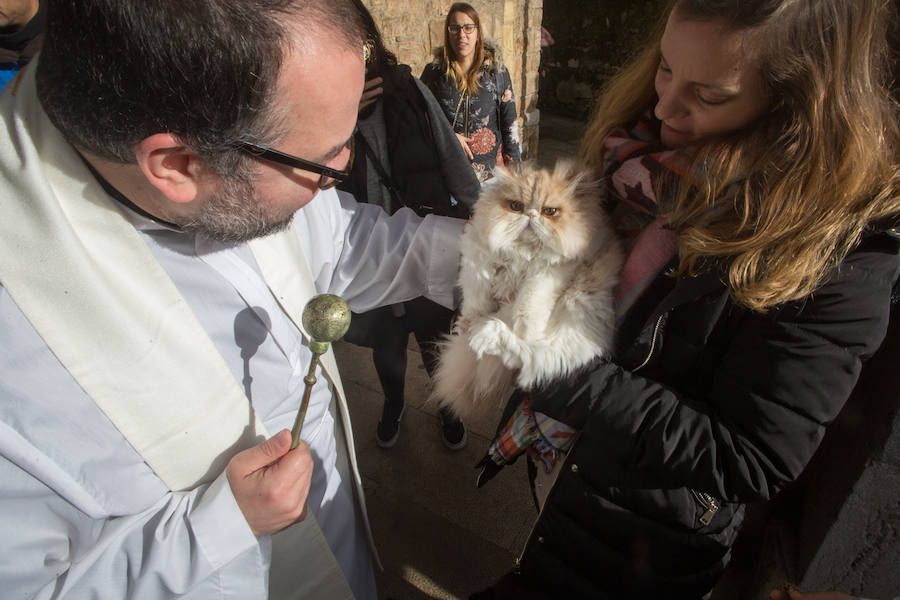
[473,0,900,598]
[421,1,521,183]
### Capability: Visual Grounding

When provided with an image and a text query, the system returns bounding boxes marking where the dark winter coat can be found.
[338,62,479,373]
[342,63,479,219]
[513,222,900,599]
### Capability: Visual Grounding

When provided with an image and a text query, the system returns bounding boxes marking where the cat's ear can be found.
[492,163,516,184]
[553,158,589,182]
[554,158,596,197]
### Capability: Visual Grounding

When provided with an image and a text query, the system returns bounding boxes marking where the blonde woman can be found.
[421,2,520,182]
[472,0,900,598]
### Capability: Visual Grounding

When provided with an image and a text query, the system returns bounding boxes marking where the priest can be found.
[0,1,463,598]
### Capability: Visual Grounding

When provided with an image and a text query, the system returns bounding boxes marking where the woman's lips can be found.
[662,122,690,138]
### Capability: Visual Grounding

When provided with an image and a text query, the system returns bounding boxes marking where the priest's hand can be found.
[226,429,314,536]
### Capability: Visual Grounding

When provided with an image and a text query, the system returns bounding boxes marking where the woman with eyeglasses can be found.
[421,2,521,183]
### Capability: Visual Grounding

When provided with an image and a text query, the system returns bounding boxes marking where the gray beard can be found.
[180,174,294,243]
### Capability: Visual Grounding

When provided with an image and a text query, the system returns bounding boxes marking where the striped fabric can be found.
[487,393,576,474]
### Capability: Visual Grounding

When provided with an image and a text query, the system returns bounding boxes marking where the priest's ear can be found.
[134,134,216,205]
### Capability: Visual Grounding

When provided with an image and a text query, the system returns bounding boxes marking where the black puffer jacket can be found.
[515,224,900,599]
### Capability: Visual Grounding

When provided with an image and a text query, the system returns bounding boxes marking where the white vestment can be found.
[0,64,464,599]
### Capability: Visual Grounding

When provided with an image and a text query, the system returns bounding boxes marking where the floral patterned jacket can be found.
[421,43,521,182]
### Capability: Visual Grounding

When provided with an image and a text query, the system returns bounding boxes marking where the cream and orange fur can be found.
[432,160,623,421]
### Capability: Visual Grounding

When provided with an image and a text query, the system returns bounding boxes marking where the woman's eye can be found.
[696,91,728,106]
[510,201,524,212]
[541,207,558,216]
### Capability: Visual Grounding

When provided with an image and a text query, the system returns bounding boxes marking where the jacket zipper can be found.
[633,315,719,527]
[691,490,720,526]
[515,498,548,572]
[633,314,666,372]
[515,435,581,571]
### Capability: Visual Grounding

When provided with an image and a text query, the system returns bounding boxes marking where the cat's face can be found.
[473,160,603,262]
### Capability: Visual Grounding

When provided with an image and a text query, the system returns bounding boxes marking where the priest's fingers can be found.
[226,429,314,536]
[230,429,292,472]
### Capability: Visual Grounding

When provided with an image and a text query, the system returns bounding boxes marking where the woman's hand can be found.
[770,589,857,600]
[455,132,474,160]
[359,76,383,113]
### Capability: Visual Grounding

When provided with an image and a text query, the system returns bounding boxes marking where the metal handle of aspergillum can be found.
[290,294,351,450]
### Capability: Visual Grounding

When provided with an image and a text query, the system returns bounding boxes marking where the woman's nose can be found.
[654,83,685,121]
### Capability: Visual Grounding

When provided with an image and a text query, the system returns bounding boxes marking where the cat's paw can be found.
[455,311,486,335]
[497,349,525,371]
[467,318,505,356]
[468,319,524,369]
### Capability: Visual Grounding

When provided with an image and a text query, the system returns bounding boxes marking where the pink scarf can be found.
[600,112,694,317]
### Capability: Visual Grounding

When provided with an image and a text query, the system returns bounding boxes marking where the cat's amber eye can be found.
[509,200,525,212]
[542,207,559,216]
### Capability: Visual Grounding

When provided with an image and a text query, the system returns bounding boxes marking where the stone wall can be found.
[363,0,543,158]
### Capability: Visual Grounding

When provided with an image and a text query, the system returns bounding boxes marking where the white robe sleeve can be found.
[298,189,465,312]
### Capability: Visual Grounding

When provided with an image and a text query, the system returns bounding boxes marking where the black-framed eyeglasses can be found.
[448,23,477,35]
[235,135,355,190]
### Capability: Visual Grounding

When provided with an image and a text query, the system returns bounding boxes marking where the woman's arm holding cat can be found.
[528,245,897,500]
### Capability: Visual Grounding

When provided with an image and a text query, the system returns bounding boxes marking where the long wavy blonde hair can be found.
[581,0,900,312]
[440,2,486,95]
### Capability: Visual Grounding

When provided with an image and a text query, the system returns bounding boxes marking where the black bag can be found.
[376,65,470,219]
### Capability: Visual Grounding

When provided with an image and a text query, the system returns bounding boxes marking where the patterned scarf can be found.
[486,392,577,474]
[603,112,693,319]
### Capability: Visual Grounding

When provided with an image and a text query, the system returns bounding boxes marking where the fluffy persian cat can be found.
[432,159,623,421]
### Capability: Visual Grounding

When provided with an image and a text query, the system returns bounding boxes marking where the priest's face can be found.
[184,33,364,242]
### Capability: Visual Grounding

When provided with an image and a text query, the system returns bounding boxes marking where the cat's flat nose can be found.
[525,209,539,219]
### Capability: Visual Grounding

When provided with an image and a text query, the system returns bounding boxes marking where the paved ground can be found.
[337,339,533,600]
[335,112,586,599]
